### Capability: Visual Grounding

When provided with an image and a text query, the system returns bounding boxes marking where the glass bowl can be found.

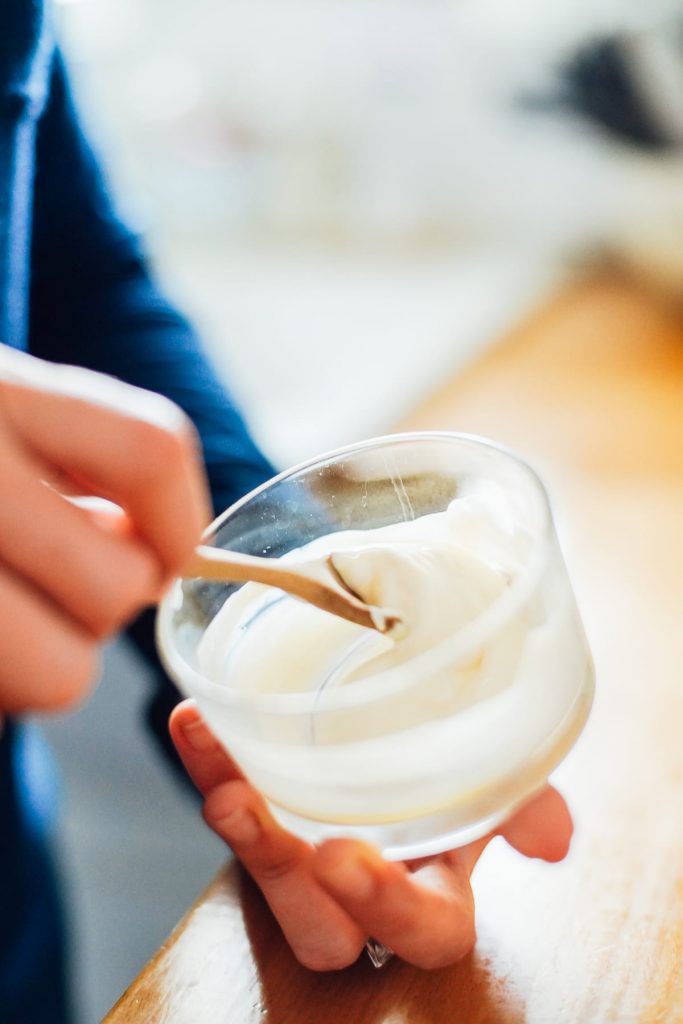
[157,432,594,860]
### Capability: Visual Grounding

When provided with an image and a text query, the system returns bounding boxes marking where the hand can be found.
[170,699,573,971]
[0,347,211,716]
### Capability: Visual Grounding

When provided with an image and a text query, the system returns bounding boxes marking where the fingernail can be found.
[214,808,261,847]
[180,718,217,753]
[319,855,375,900]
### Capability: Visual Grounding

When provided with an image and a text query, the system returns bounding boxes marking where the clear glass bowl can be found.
[157,432,594,860]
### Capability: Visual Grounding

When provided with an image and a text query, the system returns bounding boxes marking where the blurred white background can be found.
[56,0,683,466]
[44,1,683,1020]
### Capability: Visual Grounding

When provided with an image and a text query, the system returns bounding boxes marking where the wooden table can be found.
[105,272,683,1024]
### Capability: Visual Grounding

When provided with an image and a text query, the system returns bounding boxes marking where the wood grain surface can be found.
[104,272,683,1024]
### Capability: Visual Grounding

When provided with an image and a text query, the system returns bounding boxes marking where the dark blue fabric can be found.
[0,724,71,1024]
[0,3,275,1019]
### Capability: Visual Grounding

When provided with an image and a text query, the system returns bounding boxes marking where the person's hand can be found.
[170,699,573,971]
[0,347,211,717]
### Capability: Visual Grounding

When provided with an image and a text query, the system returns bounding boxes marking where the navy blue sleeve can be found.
[28,50,274,514]
[28,51,275,772]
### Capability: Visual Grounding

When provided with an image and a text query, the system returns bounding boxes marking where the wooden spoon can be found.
[183,546,403,635]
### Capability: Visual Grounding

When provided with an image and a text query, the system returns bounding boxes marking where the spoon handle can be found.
[183,546,397,634]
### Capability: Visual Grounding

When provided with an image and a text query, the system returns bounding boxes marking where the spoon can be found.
[183,546,404,636]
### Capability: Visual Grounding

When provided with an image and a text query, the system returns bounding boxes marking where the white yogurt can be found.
[195,494,591,838]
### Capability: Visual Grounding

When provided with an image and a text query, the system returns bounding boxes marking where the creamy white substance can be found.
[200,496,522,697]
[196,493,588,830]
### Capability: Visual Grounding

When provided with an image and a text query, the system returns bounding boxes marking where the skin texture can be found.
[170,699,573,972]
[0,348,211,716]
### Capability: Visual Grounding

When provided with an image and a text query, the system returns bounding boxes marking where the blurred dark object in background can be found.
[559,26,683,151]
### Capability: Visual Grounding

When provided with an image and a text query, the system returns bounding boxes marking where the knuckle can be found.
[138,422,174,465]
[256,851,303,884]
[155,419,191,464]
[202,781,247,828]
[143,392,194,441]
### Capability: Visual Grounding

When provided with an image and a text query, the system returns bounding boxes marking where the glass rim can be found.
[156,431,554,716]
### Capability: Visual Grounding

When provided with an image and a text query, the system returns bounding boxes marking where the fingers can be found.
[313,840,476,969]
[0,562,99,712]
[311,787,573,969]
[0,461,159,638]
[205,781,366,971]
[0,354,212,578]
[172,705,572,973]
[0,349,213,717]
[499,785,573,862]
[171,700,366,971]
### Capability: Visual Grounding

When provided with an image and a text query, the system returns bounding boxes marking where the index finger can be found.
[0,353,211,576]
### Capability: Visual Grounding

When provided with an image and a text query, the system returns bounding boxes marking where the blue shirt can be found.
[0,2,274,1013]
